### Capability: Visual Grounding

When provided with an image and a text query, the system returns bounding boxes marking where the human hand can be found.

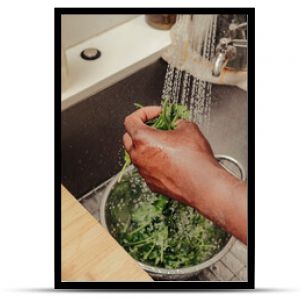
[123,106,247,243]
[123,106,221,208]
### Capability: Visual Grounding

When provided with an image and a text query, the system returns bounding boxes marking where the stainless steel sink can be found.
[61,58,247,197]
[61,60,166,198]
[208,84,247,178]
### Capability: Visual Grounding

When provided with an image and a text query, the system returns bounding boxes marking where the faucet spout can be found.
[211,38,237,77]
[212,52,227,77]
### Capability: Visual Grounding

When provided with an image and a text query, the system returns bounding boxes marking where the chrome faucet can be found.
[212,20,247,77]
[212,38,237,76]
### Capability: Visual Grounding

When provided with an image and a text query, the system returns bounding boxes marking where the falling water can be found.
[162,14,218,132]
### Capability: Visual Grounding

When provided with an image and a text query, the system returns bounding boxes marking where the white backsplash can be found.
[61,14,140,49]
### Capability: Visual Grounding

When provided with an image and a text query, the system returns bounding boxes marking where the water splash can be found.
[161,14,218,133]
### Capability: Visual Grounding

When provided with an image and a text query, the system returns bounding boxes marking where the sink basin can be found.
[61,59,247,198]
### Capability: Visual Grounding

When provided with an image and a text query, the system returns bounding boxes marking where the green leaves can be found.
[159,98,190,130]
[117,150,131,183]
[154,194,169,211]
[146,98,190,130]
[108,171,230,269]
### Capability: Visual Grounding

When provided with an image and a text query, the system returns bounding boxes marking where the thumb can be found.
[124,106,161,138]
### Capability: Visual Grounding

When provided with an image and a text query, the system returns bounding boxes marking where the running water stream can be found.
[162,14,218,132]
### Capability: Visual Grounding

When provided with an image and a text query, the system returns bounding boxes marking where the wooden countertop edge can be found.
[61,185,152,281]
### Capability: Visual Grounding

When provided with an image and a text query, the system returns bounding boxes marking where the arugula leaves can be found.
[108,170,230,269]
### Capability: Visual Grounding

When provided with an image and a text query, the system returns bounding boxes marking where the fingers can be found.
[124,106,161,137]
[123,133,133,153]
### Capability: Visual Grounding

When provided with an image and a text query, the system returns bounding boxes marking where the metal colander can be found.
[99,154,246,280]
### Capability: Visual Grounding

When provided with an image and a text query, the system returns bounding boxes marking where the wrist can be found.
[183,158,247,242]
[178,154,224,209]
[182,157,241,221]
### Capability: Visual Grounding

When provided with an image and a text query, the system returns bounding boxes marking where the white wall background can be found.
[61,14,139,48]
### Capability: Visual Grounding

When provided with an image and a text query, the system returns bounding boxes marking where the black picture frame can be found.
[55,7,255,290]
